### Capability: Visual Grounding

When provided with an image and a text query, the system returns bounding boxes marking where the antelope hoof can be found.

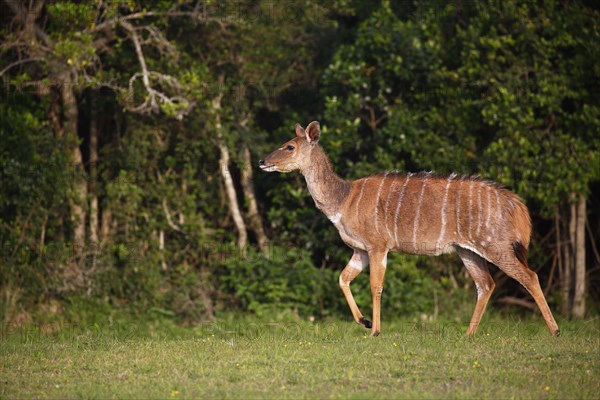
[554,329,561,337]
[358,317,372,329]
[371,330,380,337]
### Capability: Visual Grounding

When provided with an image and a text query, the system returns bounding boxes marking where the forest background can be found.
[1,0,598,328]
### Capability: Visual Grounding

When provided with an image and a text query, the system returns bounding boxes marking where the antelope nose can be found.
[259,158,265,166]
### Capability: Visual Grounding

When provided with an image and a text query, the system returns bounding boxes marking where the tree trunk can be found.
[219,141,248,250]
[560,200,577,315]
[99,102,120,247]
[559,206,571,315]
[62,80,87,254]
[100,208,113,246]
[554,211,563,296]
[241,146,268,252]
[89,92,99,246]
[212,90,248,250]
[572,195,587,318]
[48,89,65,241]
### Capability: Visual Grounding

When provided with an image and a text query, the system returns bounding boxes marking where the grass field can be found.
[1,314,598,399]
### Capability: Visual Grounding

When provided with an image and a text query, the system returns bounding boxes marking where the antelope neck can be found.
[301,145,351,218]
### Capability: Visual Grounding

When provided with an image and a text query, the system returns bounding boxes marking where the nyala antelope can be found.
[259,121,560,337]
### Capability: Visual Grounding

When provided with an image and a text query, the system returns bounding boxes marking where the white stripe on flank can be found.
[468,179,474,241]
[436,174,455,253]
[500,195,510,225]
[374,172,390,236]
[456,178,464,239]
[384,174,398,243]
[355,178,368,225]
[485,185,491,228]
[394,173,412,247]
[492,189,500,237]
[413,175,430,252]
[476,183,483,235]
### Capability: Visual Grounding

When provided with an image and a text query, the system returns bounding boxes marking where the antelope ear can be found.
[295,123,305,138]
[305,121,320,144]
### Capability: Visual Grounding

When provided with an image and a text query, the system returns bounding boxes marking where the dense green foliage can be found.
[1,1,598,325]
[323,1,599,203]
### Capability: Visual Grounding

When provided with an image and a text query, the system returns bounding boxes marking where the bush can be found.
[218,245,338,318]
[217,243,468,321]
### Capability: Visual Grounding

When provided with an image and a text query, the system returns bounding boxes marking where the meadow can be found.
[1,314,598,399]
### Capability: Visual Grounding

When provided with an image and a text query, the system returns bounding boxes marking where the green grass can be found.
[1,315,598,399]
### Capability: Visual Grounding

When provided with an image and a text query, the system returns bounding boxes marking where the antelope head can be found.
[259,121,321,173]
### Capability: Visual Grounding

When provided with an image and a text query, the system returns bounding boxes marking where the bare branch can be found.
[139,26,177,59]
[497,296,537,311]
[88,5,238,34]
[120,21,152,98]
[119,20,192,120]
[0,57,43,77]
[162,199,182,232]
[2,0,194,119]
[4,0,54,46]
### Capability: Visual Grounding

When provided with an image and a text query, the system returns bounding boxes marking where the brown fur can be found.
[260,121,560,337]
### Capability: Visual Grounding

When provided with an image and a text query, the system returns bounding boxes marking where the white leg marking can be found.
[374,172,389,236]
[348,257,365,271]
[394,173,412,247]
[475,282,490,300]
[348,251,368,271]
[375,253,388,269]
[355,178,368,225]
[436,174,455,254]
[328,212,342,226]
[384,175,398,244]
[340,252,368,287]
[413,175,429,252]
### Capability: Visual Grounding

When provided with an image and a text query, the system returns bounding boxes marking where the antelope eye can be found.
[286,145,295,151]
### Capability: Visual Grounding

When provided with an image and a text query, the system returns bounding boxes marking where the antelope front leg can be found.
[368,250,388,337]
[339,250,371,329]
